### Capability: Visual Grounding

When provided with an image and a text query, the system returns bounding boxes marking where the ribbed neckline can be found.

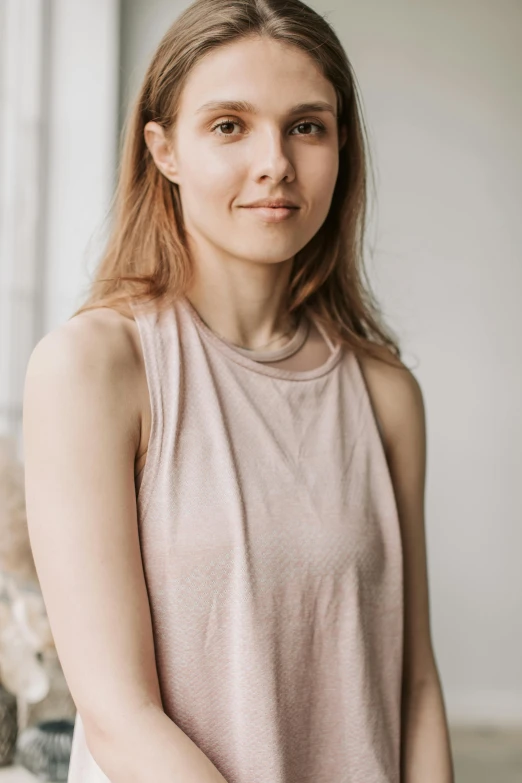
[178,295,343,381]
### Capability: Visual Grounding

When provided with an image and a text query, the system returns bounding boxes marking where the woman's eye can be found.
[290,121,326,136]
[210,119,326,137]
[211,120,240,136]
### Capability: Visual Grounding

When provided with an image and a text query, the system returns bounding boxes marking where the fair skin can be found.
[360,358,455,782]
[143,34,347,353]
[22,35,453,783]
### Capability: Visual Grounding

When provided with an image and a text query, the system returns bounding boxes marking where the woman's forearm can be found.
[400,674,455,783]
[85,702,229,783]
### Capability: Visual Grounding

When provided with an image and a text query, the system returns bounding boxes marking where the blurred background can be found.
[0,0,520,780]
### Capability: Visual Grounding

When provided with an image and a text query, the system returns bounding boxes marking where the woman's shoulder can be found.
[24,305,147,440]
[357,347,422,459]
[30,305,141,378]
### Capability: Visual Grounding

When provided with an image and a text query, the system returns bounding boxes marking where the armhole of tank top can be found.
[351,351,402,521]
[129,301,163,519]
[352,352,388,459]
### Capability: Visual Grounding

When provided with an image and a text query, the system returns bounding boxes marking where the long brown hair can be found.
[72,0,404,367]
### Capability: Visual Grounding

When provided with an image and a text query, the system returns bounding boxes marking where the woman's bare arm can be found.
[360,354,454,781]
[22,310,228,783]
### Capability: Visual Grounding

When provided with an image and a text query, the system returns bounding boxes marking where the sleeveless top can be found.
[67,294,404,783]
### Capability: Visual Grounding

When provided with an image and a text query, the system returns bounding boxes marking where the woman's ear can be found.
[144,121,180,184]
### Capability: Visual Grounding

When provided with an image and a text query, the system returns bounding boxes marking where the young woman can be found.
[23,1,454,781]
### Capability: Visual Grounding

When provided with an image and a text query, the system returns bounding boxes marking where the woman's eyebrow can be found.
[195,99,337,116]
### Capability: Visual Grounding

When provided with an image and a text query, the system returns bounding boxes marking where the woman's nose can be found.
[249,131,296,182]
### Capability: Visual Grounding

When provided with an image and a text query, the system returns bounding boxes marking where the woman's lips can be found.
[240,206,299,222]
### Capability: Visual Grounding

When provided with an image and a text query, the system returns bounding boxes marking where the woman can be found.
[22,0,454,781]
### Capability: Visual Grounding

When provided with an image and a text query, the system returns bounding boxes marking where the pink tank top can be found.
[67,295,404,783]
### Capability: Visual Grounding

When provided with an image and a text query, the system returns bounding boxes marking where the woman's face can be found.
[150,35,345,270]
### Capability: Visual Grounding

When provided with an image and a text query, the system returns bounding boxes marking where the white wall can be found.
[0,0,120,456]
[325,0,522,725]
[44,0,120,331]
[120,0,186,123]
[119,0,522,726]
[0,0,48,445]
